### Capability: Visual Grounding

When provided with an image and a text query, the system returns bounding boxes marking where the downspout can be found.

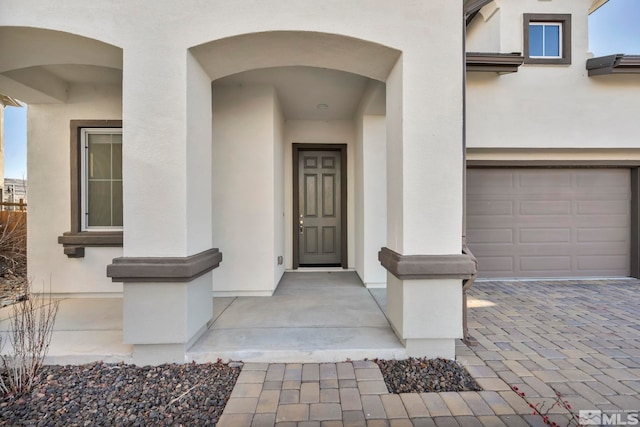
[462,5,478,345]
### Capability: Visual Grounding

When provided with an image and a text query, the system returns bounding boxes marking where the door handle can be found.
[299,218,304,234]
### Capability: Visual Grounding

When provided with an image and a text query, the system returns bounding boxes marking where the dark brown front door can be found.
[293,145,347,268]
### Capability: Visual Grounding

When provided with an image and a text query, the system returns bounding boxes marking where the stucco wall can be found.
[211,84,280,295]
[467,0,640,151]
[27,83,123,295]
[185,52,214,256]
[466,5,501,52]
[6,0,466,290]
[361,115,387,286]
[354,83,387,287]
[273,91,286,287]
[354,110,365,280]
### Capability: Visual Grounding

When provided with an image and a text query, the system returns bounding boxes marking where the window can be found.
[529,22,561,58]
[81,128,123,230]
[58,120,123,258]
[524,14,571,65]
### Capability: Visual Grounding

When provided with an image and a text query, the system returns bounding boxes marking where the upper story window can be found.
[524,14,572,65]
[529,22,561,58]
[81,128,123,230]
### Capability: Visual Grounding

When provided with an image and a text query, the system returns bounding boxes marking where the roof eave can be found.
[0,94,22,107]
[466,52,525,74]
[586,54,640,76]
[589,0,610,15]
[464,0,494,26]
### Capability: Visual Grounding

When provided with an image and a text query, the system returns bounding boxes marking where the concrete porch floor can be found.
[0,272,405,364]
[190,272,405,363]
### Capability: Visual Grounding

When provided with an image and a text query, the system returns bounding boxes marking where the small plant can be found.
[512,385,584,427]
[0,281,59,397]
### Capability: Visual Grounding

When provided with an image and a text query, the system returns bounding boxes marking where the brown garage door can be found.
[467,168,630,278]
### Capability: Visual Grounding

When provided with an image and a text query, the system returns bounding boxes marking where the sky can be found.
[2,0,640,179]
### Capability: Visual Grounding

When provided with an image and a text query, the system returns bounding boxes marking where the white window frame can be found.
[80,128,123,231]
[529,22,563,59]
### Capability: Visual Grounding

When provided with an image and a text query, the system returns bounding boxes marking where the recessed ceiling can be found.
[214,66,371,120]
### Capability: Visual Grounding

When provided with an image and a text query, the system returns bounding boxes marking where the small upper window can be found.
[529,22,561,58]
[524,14,571,65]
[81,128,123,230]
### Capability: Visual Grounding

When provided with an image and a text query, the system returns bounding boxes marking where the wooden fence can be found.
[0,210,26,227]
[0,199,26,211]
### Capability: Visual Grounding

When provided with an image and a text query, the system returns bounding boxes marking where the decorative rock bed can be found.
[0,361,241,426]
[375,357,482,394]
[0,267,27,308]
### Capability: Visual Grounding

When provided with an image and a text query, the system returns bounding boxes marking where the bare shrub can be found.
[0,211,26,275]
[0,282,59,397]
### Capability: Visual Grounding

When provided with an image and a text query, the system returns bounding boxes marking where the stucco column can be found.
[380,30,476,359]
[107,47,219,364]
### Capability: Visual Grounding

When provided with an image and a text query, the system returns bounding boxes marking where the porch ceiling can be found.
[214,66,374,120]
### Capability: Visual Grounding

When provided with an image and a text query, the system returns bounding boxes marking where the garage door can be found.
[467,168,630,278]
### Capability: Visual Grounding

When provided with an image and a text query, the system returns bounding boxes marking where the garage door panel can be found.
[577,255,629,271]
[574,242,630,256]
[467,228,514,244]
[467,170,515,190]
[467,200,514,215]
[519,201,571,215]
[519,228,571,243]
[467,168,630,278]
[576,172,629,189]
[520,256,572,272]
[519,171,572,187]
[577,228,629,243]
[577,200,629,215]
[572,219,629,230]
[475,256,514,272]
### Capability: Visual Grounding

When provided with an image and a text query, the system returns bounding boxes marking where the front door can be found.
[297,149,342,266]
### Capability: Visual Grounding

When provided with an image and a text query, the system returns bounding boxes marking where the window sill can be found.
[523,57,571,65]
[58,231,123,258]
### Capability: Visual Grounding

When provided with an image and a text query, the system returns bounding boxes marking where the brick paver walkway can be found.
[218,280,640,426]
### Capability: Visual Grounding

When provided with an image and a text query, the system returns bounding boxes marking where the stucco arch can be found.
[201,31,397,298]
[0,27,122,73]
[190,31,401,82]
[0,27,122,103]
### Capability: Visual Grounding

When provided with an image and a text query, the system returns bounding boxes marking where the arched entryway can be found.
[189,32,400,295]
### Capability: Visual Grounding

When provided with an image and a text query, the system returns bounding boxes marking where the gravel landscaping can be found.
[0,361,241,426]
[0,261,27,308]
[0,357,482,425]
[375,357,482,394]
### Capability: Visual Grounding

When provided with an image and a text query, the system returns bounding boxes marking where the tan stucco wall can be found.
[466,0,640,151]
[4,0,466,296]
[211,84,282,295]
[273,89,286,288]
[27,83,123,295]
[354,83,388,287]
[466,3,501,52]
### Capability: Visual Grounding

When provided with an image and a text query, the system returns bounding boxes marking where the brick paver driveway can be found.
[463,280,640,417]
[219,279,640,426]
